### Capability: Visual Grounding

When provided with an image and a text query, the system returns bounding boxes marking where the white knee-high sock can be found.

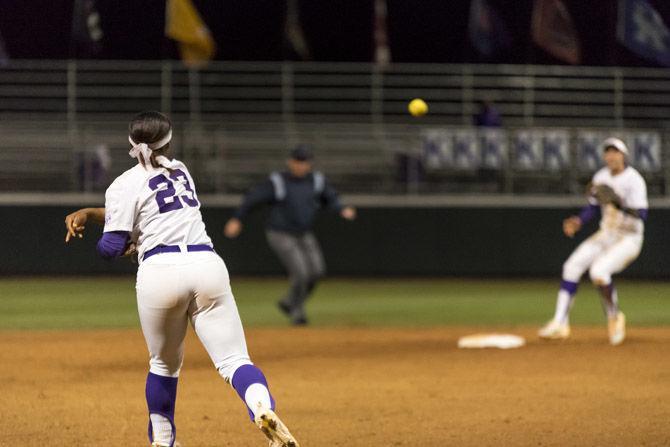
[599,283,619,318]
[244,383,273,417]
[150,413,173,445]
[553,289,575,324]
[231,364,275,421]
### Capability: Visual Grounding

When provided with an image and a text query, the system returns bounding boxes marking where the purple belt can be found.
[143,244,214,261]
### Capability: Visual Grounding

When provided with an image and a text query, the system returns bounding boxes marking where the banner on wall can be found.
[542,130,570,171]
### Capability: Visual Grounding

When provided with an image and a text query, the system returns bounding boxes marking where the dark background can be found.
[3,205,665,277]
[0,0,669,66]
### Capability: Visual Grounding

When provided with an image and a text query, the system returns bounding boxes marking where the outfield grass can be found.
[0,277,668,330]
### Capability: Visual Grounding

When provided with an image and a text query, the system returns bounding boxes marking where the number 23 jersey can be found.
[103,159,213,262]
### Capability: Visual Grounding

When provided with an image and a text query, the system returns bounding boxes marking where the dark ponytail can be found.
[129,111,173,169]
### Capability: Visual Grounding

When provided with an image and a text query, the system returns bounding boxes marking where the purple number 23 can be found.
[148,169,200,214]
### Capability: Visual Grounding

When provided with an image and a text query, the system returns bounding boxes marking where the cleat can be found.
[255,406,299,447]
[608,311,626,346]
[151,440,181,446]
[291,315,308,326]
[538,319,571,340]
[277,301,292,316]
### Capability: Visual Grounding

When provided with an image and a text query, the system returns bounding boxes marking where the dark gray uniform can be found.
[233,170,343,324]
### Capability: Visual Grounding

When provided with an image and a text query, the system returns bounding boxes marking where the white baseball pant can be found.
[562,230,643,285]
[136,251,251,380]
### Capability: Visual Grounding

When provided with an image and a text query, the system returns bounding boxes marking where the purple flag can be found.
[617,0,670,66]
[468,0,511,57]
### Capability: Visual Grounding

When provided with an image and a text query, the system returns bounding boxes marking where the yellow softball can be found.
[408,98,428,117]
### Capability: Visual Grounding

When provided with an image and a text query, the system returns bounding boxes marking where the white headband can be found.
[128,129,173,163]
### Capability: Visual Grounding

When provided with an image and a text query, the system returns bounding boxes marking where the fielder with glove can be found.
[540,137,648,345]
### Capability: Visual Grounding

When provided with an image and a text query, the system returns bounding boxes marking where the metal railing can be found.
[2,60,670,196]
[3,60,670,127]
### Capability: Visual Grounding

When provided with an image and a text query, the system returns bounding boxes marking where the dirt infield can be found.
[1,326,670,446]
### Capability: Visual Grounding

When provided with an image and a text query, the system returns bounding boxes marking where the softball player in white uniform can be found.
[65,111,298,447]
[539,137,648,345]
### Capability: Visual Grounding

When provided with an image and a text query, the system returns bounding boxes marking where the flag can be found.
[479,129,507,170]
[468,0,511,58]
[166,0,216,68]
[284,0,311,60]
[531,0,581,64]
[617,0,670,66]
[452,130,480,170]
[632,132,662,172]
[513,131,543,170]
[71,0,104,58]
[542,131,570,171]
[373,0,391,65]
[0,28,9,67]
[576,132,605,172]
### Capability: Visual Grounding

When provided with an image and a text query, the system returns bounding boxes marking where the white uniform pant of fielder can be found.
[562,230,643,285]
[136,251,252,380]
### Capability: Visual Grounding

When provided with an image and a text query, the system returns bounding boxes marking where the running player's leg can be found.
[190,294,276,420]
[589,234,642,319]
[185,253,298,445]
[556,233,606,322]
[182,253,265,413]
[300,232,326,300]
[266,230,311,323]
[540,233,604,338]
[136,262,191,447]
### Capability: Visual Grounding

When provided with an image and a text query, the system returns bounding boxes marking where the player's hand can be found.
[65,209,89,242]
[224,218,242,238]
[122,242,138,264]
[563,216,582,238]
[340,206,356,221]
[122,242,137,257]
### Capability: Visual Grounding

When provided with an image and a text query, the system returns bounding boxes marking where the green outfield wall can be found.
[2,206,666,277]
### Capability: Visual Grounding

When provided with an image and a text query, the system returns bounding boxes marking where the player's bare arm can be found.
[64,207,105,242]
[340,206,356,220]
[562,215,581,238]
[224,217,243,238]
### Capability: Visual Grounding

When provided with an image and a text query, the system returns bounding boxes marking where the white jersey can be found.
[590,166,648,235]
[103,158,212,262]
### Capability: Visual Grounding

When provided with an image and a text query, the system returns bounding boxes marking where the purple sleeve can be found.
[578,204,600,224]
[96,231,130,260]
[638,209,648,221]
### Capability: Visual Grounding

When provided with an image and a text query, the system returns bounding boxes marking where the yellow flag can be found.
[166,0,216,67]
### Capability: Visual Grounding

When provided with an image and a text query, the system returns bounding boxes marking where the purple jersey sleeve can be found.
[96,231,130,260]
[578,204,600,224]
